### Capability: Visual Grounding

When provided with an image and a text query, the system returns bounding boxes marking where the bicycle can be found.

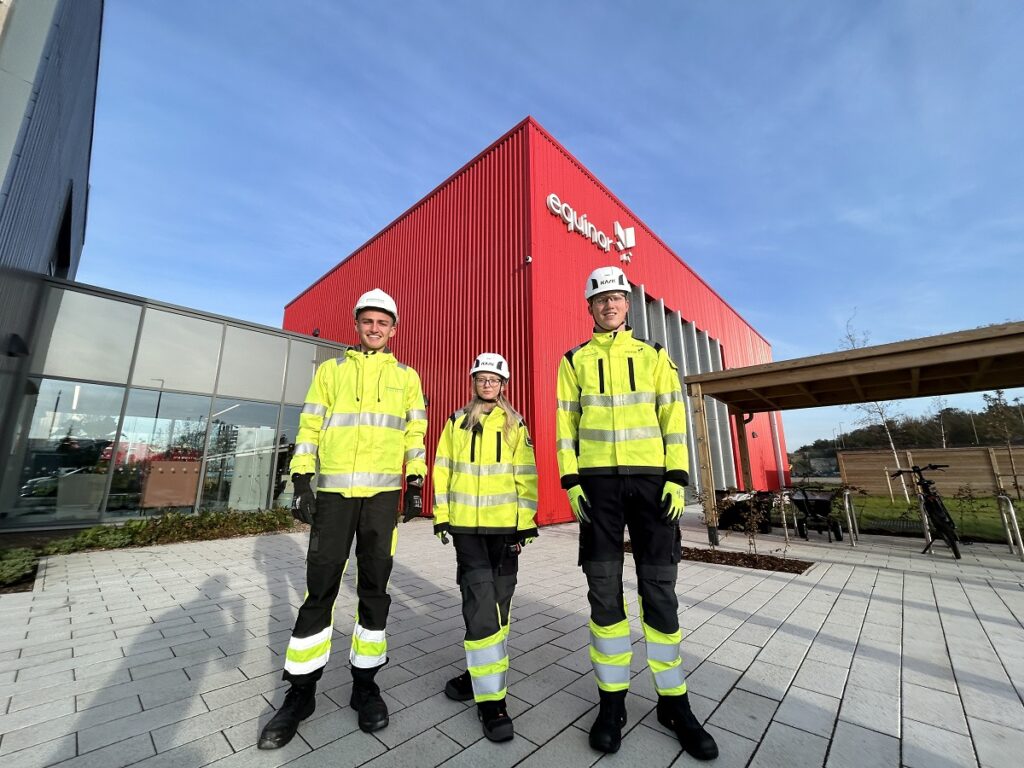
[891,464,962,559]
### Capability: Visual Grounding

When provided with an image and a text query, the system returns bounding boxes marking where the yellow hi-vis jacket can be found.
[432,406,538,536]
[290,347,428,497]
[556,327,689,489]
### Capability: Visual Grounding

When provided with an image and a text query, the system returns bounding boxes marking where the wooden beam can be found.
[687,382,720,545]
[910,367,920,397]
[795,382,821,405]
[734,412,754,491]
[849,375,866,400]
[970,356,994,388]
[747,389,783,410]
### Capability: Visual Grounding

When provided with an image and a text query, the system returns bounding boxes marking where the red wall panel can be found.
[284,117,788,527]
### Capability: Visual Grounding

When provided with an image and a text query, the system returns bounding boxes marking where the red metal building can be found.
[284,117,788,526]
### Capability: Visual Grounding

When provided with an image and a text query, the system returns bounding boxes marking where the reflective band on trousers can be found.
[663,433,687,445]
[293,442,317,455]
[449,491,519,507]
[284,626,332,676]
[646,641,680,663]
[302,402,327,416]
[406,409,427,421]
[350,623,386,669]
[653,665,686,691]
[324,412,406,430]
[471,671,507,697]
[657,391,684,408]
[591,632,632,656]
[593,663,631,685]
[557,399,581,413]
[580,392,656,407]
[318,472,403,489]
[466,640,507,668]
[579,426,663,442]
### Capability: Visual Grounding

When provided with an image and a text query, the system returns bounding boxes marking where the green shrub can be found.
[0,548,38,586]
[41,508,296,556]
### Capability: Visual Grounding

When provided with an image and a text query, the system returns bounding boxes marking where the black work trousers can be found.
[453,533,519,641]
[578,474,682,635]
[283,490,399,685]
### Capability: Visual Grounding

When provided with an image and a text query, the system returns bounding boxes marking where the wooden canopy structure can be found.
[684,321,1024,544]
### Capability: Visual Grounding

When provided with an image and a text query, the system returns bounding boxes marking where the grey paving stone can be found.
[826,721,900,768]
[360,727,461,768]
[388,664,462,708]
[205,732,312,768]
[374,691,465,748]
[847,655,901,697]
[512,662,582,705]
[1,733,77,768]
[511,689,593,746]
[708,689,778,741]
[152,693,268,752]
[970,717,1024,768]
[0,694,75,734]
[601,722,680,767]
[902,681,969,734]
[1,692,142,754]
[735,660,796,701]
[903,718,978,768]
[772,685,840,737]
[48,732,156,768]
[129,732,233,768]
[837,683,900,738]
[432,703,483,748]
[77,695,209,753]
[958,675,1024,730]
[685,662,742,702]
[515,724,596,768]
[749,721,828,768]
[436,728,538,767]
[707,640,761,672]
[792,658,848,699]
[511,643,572,675]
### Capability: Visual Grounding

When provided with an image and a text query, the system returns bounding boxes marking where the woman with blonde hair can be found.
[432,353,538,742]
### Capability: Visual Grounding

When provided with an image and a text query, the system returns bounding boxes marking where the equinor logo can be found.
[546,192,634,255]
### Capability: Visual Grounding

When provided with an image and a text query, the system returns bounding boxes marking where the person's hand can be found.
[566,485,591,524]
[291,473,316,525]
[402,477,423,523]
[434,522,450,545]
[661,480,686,522]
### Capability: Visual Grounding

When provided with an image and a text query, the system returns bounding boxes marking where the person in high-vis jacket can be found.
[433,353,538,742]
[556,266,718,761]
[258,289,428,749]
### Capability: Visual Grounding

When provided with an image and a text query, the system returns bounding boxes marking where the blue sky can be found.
[80,1,1024,450]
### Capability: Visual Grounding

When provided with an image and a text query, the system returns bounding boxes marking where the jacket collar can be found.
[591,325,633,346]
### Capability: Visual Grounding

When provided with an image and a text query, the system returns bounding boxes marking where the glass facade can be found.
[0,277,347,530]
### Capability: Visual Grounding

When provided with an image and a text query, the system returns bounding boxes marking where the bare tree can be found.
[930,396,948,449]
[982,390,1022,500]
[840,317,911,502]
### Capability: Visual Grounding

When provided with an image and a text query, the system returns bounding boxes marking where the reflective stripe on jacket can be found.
[290,347,428,496]
[556,327,688,487]
[432,406,538,535]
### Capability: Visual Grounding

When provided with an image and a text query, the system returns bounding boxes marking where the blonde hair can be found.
[461,386,522,444]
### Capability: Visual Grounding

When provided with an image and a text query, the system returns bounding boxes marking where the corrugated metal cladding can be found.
[0,0,103,278]
[285,117,788,526]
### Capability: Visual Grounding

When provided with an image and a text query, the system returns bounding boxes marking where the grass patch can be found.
[0,508,299,588]
[847,495,1012,543]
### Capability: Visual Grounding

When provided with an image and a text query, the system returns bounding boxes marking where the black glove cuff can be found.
[407,476,423,487]
[560,474,581,490]
[433,522,451,534]
[517,527,538,541]
[665,470,689,487]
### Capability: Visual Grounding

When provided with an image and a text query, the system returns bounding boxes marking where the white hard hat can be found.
[584,266,630,301]
[470,353,510,381]
[353,289,398,324]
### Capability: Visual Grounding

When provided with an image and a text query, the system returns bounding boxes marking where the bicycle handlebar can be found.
[890,463,949,479]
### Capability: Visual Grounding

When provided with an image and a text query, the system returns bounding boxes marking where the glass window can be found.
[216,327,287,402]
[132,309,222,394]
[284,341,317,404]
[104,389,211,519]
[271,405,301,509]
[1,378,124,528]
[201,398,280,512]
[31,288,141,383]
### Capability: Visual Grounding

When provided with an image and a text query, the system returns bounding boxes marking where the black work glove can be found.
[291,473,316,525]
[402,476,423,523]
[434,522,450,545]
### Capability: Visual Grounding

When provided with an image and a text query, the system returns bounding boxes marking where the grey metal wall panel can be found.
[628,283,648,340]
[708,339,737,488]
[665,310,699,499]
[0,0,102,278]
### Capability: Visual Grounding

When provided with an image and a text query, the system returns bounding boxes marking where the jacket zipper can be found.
[628,358,636,391]
[495,430,502,463]
[470,430,477,463]
[598,359,605,393]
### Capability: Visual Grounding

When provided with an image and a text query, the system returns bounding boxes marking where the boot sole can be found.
[358,715,389,733]
[483,721,514,742]
[444,682,473,702]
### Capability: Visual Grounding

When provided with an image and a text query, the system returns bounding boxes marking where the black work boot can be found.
[350,665,389,733]
[257,683,316,749]
[588,689,628,753]
[657,693,719,760]
[445,670,473,701]
[478,698,514,742]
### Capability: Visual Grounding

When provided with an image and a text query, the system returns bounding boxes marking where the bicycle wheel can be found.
[927,498,961,559]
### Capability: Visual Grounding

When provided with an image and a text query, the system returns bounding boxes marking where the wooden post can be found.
[687,382,719,546]
[988,448,1002,493]
[734,410,754,492]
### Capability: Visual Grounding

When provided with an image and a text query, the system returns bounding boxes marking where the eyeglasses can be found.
[475,377,503,387]
[592,293,627,306]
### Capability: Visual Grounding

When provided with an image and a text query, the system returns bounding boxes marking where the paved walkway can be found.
[2,510,1023,768]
